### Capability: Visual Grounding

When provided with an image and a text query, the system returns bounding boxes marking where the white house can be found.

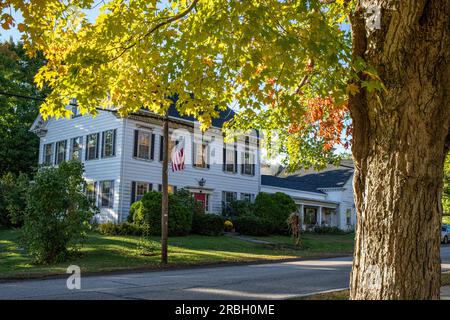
[30,103,355,230]
[30,104,260,222]
[260,160,356,231]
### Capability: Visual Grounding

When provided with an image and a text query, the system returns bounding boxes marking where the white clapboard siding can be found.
[120,118,261,221]
[38,111,124,222]
[38,110,261,223]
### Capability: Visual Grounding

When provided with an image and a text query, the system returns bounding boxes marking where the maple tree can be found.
[1,0,449,299]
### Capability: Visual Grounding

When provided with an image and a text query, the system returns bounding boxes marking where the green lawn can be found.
[0,227,354,280]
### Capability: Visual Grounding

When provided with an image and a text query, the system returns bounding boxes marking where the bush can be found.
[313,226,346,235]
[98,221,146,236]
[234,215,272,236]
[192,213,224,236]
[0,172,29,227]
[132,189,194,236]
[222,200,254,218]
[253,192,297,234]
[21,161,94,264]
[127,201,143,223]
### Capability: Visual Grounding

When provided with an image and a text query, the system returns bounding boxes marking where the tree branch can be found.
[109,0,199,62]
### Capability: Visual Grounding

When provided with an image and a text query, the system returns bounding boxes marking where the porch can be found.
[295,199,340,230]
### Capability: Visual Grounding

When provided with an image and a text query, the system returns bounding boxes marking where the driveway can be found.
[2,246,450,300]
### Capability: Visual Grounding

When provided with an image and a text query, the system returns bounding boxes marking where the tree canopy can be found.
[1,0,366,170]
[0,40,46,175]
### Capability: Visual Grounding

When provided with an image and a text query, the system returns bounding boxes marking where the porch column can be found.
[298,204,304,230]
[317,206,323,226]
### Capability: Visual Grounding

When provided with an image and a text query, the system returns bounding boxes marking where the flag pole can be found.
[161,111,169,265]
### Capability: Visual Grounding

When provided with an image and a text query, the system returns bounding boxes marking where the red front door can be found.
[194,193,206,211]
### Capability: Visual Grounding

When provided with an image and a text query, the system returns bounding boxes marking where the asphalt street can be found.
[1,246,450,300]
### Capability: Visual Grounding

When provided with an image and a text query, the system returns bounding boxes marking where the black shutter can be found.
[174,186,177,193]
[192,142,196,167]
[148,183,153,192]
[222,144,226,171]
[252,163,255,176]
[112,129,117,156]
[131,181,136,204]
[159,135,164,161]
[133,130,139,157]
[206,145,210,169]
[85,136,88,160]
[96,133,100,159]
[234,147,238,173]
[150,133,155,160]
[109,180,114,208]
[101,131,105,158]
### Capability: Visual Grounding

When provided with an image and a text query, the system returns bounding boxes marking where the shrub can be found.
[0,172,29,227]
[253,192,297,234]
[21,161,94,264]
[98,221,146,236]
[313,226,346,235]
[127,201,143,223]
[132,189,194,236]
[192,213,224,236]
[224,220,234,232]
[222,199,254,218]
[234,215,272,236]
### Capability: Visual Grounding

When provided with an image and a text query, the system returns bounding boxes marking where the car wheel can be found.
[445,236,448,245]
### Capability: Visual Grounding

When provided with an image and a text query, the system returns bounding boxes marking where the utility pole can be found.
[161,111,169,265]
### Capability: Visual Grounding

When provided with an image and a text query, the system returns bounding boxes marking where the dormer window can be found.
[70,99,80,118]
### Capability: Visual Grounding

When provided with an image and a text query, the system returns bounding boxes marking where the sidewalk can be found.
[441,286,450,300]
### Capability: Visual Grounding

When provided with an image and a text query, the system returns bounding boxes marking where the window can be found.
[304,208,317,225]
[193,139,209,168]
[85,181,97,205]
[160,135,178,162]
[157,184,176,194]
[55,140,67,165]
[222,191,237,209]
[241,193,254,203]
[223,141,237,173]
[70,137,83,161]
[100,180,114,208]
[70,99,80,118]
[102,129,116,158]
[43,143,53,165]
[242,136,255,176]
[346,209,352,225]
[86,133,99,160]
[131,181,152,203]
[134,130,154,160]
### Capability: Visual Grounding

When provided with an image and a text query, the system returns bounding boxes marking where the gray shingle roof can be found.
[261,164,353,194]
[140,95,235,128]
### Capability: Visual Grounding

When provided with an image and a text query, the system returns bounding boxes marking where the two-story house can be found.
[30,104,261,223]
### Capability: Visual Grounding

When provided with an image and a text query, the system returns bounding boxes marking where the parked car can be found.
[442,225,450,244]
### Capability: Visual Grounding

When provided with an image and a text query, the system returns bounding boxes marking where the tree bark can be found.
[349,0,450,299]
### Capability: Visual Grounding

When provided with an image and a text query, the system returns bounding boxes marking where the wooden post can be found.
[161,112,169,265]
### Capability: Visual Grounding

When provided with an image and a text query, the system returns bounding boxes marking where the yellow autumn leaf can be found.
[346,83,360,96]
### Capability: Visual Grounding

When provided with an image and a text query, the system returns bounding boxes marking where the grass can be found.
[0,227,354,280]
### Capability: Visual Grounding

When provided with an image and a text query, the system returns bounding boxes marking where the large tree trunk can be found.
[349,0,450,299]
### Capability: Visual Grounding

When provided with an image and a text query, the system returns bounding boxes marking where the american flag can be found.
[171,138,185,172]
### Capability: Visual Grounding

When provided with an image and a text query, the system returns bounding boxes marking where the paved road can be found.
[2,246,450,300]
